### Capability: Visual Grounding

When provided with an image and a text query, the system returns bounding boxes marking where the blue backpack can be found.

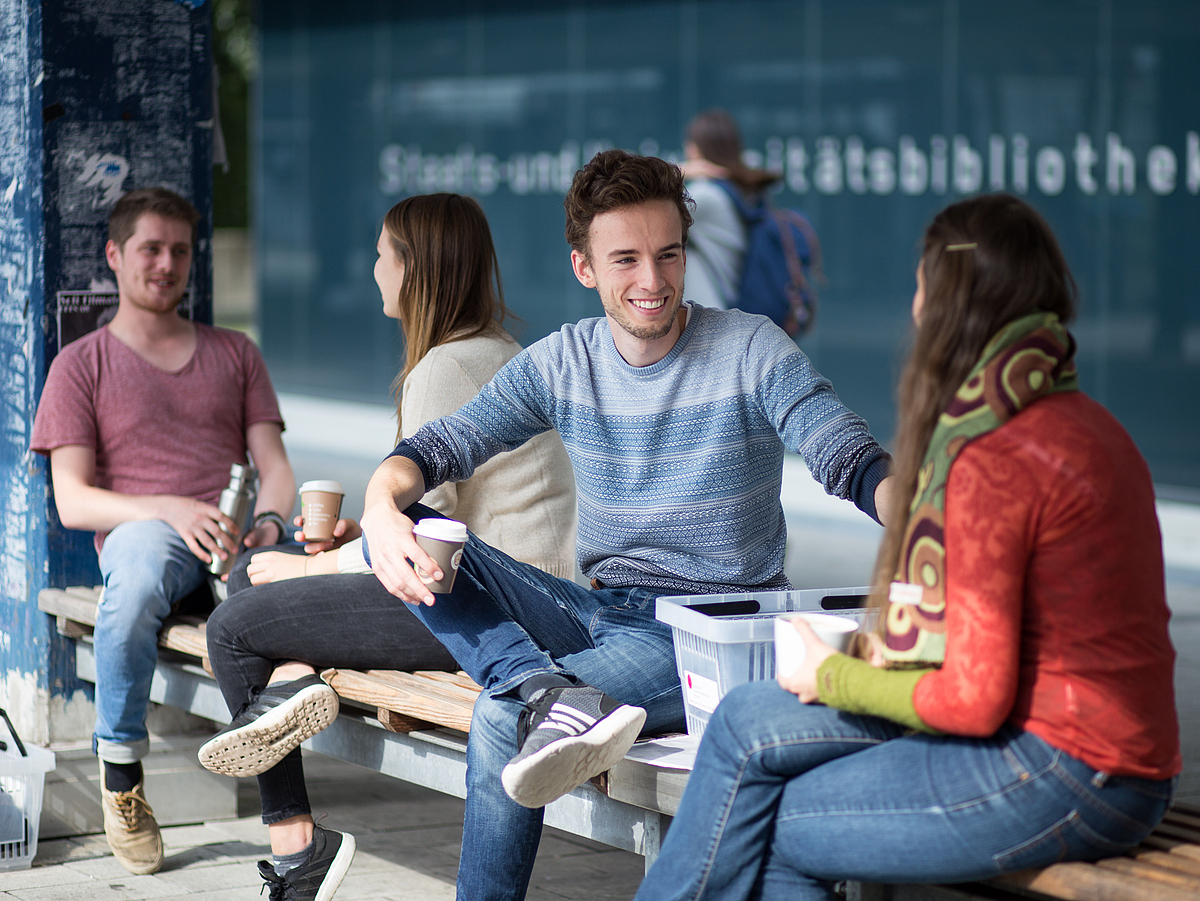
[717,181,821,337]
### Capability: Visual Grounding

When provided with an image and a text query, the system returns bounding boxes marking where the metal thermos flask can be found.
[208,463,258,576]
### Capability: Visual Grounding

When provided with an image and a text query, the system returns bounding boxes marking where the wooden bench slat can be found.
[1169,801,1200,820]
[55,615,92,639]
[1163,809,1200,832]
[158,620,210,672]
[1095,856,1200,892]
[321,667,476,733]
[360,669,483,702]
[416,670,484,693]
[1140,834,1197,855]
[376,707,438,733]
[993,860,1200,901]
[1152,822,1200,845]
[159,618,207,653]
[1129,848,1200,876]
[39,587,102,627]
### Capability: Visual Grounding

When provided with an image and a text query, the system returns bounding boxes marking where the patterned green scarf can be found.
[881,312,1079,666]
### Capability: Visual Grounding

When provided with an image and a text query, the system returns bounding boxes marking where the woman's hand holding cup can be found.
[291,514,362,555]
[775,613,859,703]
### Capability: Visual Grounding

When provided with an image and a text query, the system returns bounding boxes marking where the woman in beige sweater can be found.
[246,192,577,580]
[200,194,576,898]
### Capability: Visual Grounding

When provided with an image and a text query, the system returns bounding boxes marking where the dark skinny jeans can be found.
[207,545,457,823]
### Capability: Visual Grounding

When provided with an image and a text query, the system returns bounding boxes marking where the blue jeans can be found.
[399,505,687,901]
[94,520,208,763]
[635,681,1175,901]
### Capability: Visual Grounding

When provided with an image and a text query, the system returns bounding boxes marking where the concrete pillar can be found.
[0,0,213,746]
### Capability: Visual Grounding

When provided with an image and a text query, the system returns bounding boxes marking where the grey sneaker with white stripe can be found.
[500,685,646,809]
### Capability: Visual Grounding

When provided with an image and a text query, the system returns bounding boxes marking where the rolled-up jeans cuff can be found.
[96,736,150,764]
[262,803,312,826]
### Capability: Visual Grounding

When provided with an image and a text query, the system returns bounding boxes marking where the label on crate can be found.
[683,670,720,714]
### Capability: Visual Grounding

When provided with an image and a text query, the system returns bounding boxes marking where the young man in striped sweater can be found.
[208,149,893,901]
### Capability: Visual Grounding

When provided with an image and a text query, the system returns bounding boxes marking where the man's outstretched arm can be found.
[359,455,443,606]
[49,444,238,564]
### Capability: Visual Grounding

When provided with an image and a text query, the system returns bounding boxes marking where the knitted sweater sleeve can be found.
[815,654,935,732]
[389,351,555,493]
[752,325,891,520]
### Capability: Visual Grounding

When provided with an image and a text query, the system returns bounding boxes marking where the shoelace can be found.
[111,791,153,832]
[258,860,291,900]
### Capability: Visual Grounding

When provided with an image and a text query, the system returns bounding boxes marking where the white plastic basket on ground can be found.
[0,709,57,871]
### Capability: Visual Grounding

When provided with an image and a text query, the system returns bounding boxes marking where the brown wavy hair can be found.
[108,187,200,248]
[383,193,507,439]
[686,108,780,195]
[869,194,1078,621]
[564,149,693,261]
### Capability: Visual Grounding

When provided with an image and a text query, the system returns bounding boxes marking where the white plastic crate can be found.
[656,587,870,737]
[0,715,56,871]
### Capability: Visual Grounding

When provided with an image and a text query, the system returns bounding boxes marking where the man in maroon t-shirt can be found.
[30,189,295,875]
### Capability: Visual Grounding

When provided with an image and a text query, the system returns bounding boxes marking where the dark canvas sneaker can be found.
[256,825,356,901]
[199,674,338,777]
[500,685,646,809]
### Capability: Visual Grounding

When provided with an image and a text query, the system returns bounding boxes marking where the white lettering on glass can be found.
[1036,146,1066,195]
[1107,133,1136,194]
[1074,134,1099,195]
[377,131,1200,201]
[1147,146,1177,195]
[1012,134,1030,194]
[899,136,928,195]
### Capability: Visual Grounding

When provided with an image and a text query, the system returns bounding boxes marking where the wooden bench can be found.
[37,585,681,867]
[38,586,1200,900]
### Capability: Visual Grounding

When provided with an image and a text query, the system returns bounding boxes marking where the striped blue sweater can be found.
[392,304,888,595]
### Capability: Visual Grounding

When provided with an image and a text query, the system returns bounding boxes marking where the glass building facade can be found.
[258,0,1200,490]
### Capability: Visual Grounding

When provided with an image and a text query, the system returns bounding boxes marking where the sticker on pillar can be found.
[74,153,129,207]
[54,290,192,351]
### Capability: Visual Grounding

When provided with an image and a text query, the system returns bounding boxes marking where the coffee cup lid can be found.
[299,480,344,495]
[413,518,468,542]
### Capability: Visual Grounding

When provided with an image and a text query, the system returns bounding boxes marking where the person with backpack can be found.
[681,108,820,336]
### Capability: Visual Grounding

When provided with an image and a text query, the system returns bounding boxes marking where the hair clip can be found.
[945,243,977,251]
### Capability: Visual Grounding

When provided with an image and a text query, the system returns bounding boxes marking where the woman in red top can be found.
[634,194,1179,901]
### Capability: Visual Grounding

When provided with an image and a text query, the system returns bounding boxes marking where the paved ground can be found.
[8,755,646,900]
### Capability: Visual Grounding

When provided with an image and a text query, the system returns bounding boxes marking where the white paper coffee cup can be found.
[412,518,468,593]
[774,613,859,678]
[299,480,344,541]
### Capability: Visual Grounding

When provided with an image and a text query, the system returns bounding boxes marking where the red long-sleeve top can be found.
[910,392,1180,779]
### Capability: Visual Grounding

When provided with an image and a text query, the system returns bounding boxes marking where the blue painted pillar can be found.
[0,0,213,744]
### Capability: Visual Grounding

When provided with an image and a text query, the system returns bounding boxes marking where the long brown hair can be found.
[686,108,780,195]
[870,194,1078,615]
[383,193,507,438]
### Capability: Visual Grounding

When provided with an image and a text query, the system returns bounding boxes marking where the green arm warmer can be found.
[815,654,940,734]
